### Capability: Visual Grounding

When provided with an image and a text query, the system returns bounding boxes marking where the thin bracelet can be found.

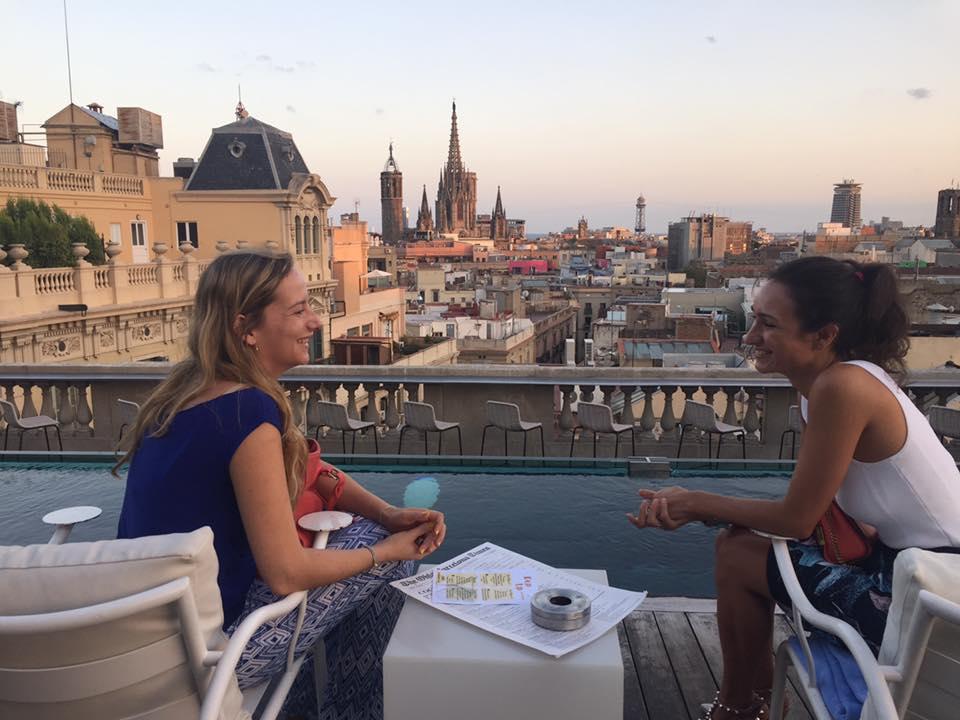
[365,545,379,570]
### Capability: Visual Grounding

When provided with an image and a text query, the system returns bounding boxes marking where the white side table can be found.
[384,567,623,720]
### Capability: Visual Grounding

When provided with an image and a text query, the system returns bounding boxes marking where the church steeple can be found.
[491,185,508,240]
[417,185,434,234]
[446,101,463,172]
[493,186,505,217]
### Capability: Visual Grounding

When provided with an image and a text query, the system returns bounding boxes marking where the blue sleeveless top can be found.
[117,387,282,628]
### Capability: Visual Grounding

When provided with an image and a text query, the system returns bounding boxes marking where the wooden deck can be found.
[618,598,813,720]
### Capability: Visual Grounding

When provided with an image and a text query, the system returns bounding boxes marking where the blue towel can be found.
[788,635,867,720]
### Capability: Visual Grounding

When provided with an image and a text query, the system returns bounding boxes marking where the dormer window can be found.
[228,139,246,158]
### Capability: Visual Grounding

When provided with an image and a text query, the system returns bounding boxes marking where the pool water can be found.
[0,463,790,597]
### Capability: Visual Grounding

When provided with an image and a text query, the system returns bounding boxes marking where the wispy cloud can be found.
[297,60,317,70]
[256,54,272,63]
[273,65,295,73]
[906,87,931,100]
[705,35,717,44]
[286,104,296,113]
[194,61,218,72]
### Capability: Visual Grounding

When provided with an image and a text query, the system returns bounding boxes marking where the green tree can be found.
[682,261,708,287]
[0,198,106,268]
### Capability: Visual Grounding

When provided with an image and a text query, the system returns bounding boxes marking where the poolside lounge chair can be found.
[0,398,62,452]
[677,400,746,460]
[315,400,379,454]
[481,401,545,457]
[570,402,635,458]
[0,525,314,719]
[398,401,462,456]
[769,539,960,720]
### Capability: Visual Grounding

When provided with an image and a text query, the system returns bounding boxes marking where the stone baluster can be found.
[383,384,401,432]
[57,384,76,433]
[722,387,740,426]
[742,389,761,435]
[619,386,637,426]
[345,384,360,420]
[362,385,380,425]
[39,384,57,420]
[287,384,307,432]
[75,384,94,437]
[558,385,576,432]
[659,386,678,434]
[0,385,10,431]
[19,383,39,418]
[601,385,616,410]
[639,387,657,434]
[702,386,719,416]
[306,385,322,438]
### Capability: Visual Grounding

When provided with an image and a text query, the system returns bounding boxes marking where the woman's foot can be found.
[699,691,767,720]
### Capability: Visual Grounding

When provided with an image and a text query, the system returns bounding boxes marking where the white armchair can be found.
[769,539,960,720]
[0,511,336,720]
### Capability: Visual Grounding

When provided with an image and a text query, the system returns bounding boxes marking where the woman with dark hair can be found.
[628,256,960,720]
[117,250,445,719]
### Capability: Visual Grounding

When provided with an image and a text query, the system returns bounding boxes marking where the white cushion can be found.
[0,527,247,720]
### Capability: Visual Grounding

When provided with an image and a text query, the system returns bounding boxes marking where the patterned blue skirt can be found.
[766,539,899,656]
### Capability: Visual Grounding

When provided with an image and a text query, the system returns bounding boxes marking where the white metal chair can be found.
[481,401,544,457]
[778,404,804,460]
[0,398,62,452]
[677,399,746,459]
[570,402,635,458]
[116,398,141,442]
[315,401,378,454]
[398,401,462,456]
[0,512,340,720]
[769,540,960,720]
[927,405,960,446]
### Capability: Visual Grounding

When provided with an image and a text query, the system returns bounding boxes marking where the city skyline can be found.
[4,0,958,233]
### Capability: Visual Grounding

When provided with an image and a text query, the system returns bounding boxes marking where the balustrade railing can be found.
[100,174,144,195]
[0,163,147,197]
[2,364,958,457]
[126,264,159,286]
[93,267,111,289]
[0,164,39,189]
[46,168,95,193]
[34,269,76,295]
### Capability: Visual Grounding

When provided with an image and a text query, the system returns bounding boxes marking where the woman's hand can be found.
[626,487,698,531]
[375,520,444,563]
[380,506,446,553]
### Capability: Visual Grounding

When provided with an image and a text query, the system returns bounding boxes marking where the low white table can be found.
[384,567,623,720]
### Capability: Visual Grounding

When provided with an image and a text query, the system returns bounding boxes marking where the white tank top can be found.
[800,360,960,549]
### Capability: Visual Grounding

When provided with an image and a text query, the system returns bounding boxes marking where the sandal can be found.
[699,691,767,720]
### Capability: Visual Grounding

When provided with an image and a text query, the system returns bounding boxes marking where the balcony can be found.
[0,163,145,196]
[1,363,957,461]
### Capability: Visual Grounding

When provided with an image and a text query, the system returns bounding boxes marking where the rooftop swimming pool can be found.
[0,461,791,597]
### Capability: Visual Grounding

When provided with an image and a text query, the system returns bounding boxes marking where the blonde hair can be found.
[114,250,306,504]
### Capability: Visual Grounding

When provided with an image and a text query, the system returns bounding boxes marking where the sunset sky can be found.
[5,0,958,232]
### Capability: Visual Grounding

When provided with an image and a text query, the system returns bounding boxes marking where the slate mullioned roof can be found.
[186,116,310,191]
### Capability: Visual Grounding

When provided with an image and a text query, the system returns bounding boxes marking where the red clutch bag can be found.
[293,439,346,547]
[815,500,873,565]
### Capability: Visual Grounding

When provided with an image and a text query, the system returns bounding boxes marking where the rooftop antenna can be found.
[354,199,360,215]
[235,85,248,120]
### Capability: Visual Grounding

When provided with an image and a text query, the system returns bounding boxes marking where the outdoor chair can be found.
[480,401,544,457]
[0,398,62,452]
[115,398,141,442]
[398,401,462,456]
[927,405,960,446]
[0,516,325,720]
[315,401,379,454]
[569,402,635,458]
[768,539,960,720]
[676,400,746,459]
[778,404,804,460]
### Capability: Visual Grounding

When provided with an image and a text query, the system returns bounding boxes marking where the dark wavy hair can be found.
[769,256,909,379]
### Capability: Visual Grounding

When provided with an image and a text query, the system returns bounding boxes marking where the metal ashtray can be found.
[530,588,591,631]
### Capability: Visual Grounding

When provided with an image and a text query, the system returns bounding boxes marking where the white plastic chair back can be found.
[317,401,351,431]
[0,399,21,427]
[928,405,960,442]
[681,400,718,431]
[577,402,616,433]
[403,401,438,431]
[0,528,246,720]
[487,401,524,431]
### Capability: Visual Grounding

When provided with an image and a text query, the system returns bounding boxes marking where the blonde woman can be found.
[117,250,445,719]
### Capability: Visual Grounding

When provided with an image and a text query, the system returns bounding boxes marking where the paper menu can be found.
[432,568,538,605]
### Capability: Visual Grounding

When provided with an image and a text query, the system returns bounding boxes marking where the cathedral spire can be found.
[383,141,400,173]
[446,100,463,172]
[417,184,434,234]
[493,185,505,217]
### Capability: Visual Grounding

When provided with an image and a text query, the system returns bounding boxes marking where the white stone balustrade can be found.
[2,364,958,456]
